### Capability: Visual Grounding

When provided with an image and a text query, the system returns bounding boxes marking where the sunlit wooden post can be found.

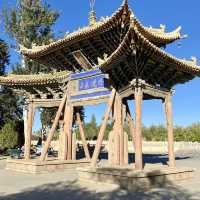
[134,85,143,170]
[72,131,77,160]
[59,101,70,160]
[66,104,74,160]
[113,95,120,165]
[58,120,65,160]
[24,100,34,160]
[164,93,176,167]
[108,130,115,164]
[125,102,135,148]
[115,93,124,165]
[124,131,129,165]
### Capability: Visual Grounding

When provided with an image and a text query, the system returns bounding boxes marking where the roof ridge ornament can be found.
[89,0,97,26]
[182,56,197,65]
[160,24,166,32]
[191,56,197,65]
[123,0,128,5]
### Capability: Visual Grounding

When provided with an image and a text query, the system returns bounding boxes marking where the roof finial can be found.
[89,0,97,26]
[123,0,128,5]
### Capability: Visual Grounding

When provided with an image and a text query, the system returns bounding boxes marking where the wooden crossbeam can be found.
[78,41,98,64]
[57,51,74,69]
[72,50,93,70]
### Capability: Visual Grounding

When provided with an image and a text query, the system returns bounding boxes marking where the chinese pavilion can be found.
[0,0,200,171]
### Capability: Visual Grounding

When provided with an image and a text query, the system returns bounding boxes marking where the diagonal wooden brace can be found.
[40,93,67,161]
[76,112,91,160]
[91,88,116,167]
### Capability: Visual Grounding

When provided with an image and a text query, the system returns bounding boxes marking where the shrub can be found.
[0,121,18,151]
[142,123,200,142]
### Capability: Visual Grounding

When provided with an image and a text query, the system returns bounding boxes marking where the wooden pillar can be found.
[91,89,116,167]
[116,94,124,166]
[65,104,74,160]
[76,112,90,160]
[113,95,120,165]
[72,131,77,160]
[126,102,135,148]
[58,121,65,160]
[124,131,129,165]
[134,86,143,170]
[23,105,28,149]
[24,101,34,160]
[164,94,176,167]
[122,102,129,165]
[108,130,115,165]
[40,94,67,161]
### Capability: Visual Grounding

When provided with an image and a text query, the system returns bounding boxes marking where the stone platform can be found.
[6,158,90,174]
[78,165,194,191]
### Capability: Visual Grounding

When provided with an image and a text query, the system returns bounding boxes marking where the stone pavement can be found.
[0,153,200,200]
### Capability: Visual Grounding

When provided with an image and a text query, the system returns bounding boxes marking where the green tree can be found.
[2,0,60,130]
[84,114,98,140]
[0,39,22,127]
[0,39,9,75]
[3,0,59,74]
[40,107,57,131]
[2,1,85,132]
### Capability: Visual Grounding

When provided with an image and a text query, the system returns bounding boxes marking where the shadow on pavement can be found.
[99,152,190,166]
[0,173,199,200]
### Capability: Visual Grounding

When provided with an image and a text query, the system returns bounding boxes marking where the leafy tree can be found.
[40,107,57,131]
[142,123,200,142]
[2,0,61,130]
[2,1,85,131]
[0,39,22,127]
[143,125,167,141]
[3,0,59,74]
[84,114,99,140]
[0,39,9,75]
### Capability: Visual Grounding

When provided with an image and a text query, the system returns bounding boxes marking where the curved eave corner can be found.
[0,71,71,87]
[98,15,200,78]
[129,8,182,46]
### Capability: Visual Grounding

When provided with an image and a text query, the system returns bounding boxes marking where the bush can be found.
[142,123,200,142]
[0,121,19,151]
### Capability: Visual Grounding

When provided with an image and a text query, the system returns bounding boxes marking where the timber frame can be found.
[21,78,175,170]
[0,0,200,171]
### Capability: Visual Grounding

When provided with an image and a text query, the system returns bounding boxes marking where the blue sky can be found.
[0,0,200,131]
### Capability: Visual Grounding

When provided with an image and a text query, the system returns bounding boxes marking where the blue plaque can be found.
[79,75,106,91]
[69,69,111,101]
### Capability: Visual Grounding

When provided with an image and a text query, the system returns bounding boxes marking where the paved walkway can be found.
[0,153,200,200]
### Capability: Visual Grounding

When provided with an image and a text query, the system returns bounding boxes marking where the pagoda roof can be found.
[19,1,182,70]
[0,0,199,91]
[98,16,200,88]
[0,71,71,98]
